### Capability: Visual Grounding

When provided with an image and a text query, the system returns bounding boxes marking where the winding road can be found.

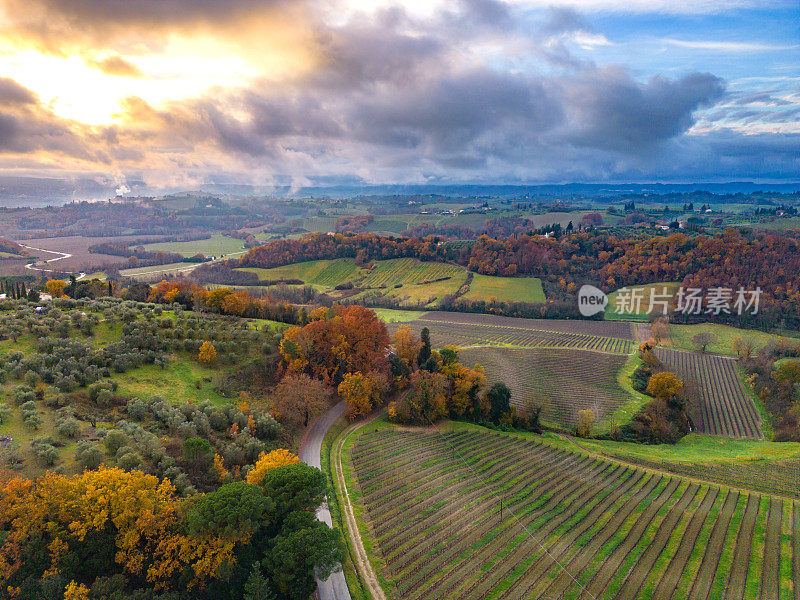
[299,402,353,600]
[19,244,86,280]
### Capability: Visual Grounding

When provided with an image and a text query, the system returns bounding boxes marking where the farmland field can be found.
[459,347,631,430]
[240,258,360,288]
[141,234,246,257]
[460,273,545,303]
[15,235,165,271]
[605,282,681,321]
[655,347,763,439]
[347,426,799,599]
[392,311,635,354]
[667,322,799,357]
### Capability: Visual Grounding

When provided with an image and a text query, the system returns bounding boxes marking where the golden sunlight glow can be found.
[0,25,316,126]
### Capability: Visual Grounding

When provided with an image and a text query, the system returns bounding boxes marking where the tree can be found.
[257,463,327,519]
[247,449,300,486]
[184,436,212,471]
[692,332,716,353]
[265,511,344,600]
[647,372,684,403]
[391,370,448,425]
[45,279,67,297]
[733,337,755,360]
[651,318,668,344]
[64,581,90,600]
[338,371,385,419]
[187,482,274,538]
[76,441,104,470]
[774,360,800,385]
[270,374,330,428]
[198,341,217,364]
[486,382,511,424]
[418,327,431,367]
[576,409,595,438]
[392,325,421,370]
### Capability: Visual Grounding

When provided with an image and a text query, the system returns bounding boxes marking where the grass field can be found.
[372,309,425,323]
[141,234,246,257]
[114,354,231,405]
[241,258,360,288]
[345,424,799,599]
[461,273,545,303]
[667,322,799,356]
[119,261,202,281]
[605,282,682,321]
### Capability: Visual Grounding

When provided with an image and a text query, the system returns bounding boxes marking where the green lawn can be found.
[668,323,799,356]
[461,273,545,304]
[372,308,425,323]
[141,234,246,258]
[605,282,682,321]
[114,354,231,405]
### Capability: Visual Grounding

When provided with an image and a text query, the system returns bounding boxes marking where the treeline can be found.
[237,229,800,327]
[88,241,188,266]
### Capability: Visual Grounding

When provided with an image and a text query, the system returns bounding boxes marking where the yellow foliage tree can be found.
[246,449,299,486]
[338,371,385,419]
[442,362,487,416]
[198,341,217,364]
[647,371,683,400]
[45,279,67,297]
[391,325,421,370]
[0,467,246,591]
[64,581,90,600]
[211,453,229,483]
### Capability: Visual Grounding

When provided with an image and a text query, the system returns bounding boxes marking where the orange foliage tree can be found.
[198,341,217,364]
[280,305,389,385]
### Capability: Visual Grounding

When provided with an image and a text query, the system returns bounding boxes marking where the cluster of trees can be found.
[0,453,342,600]
[618,344,691,444]
[88,241,187,267]
[387,327,537,430]
[334,214,374,232]
[738,338,800,441]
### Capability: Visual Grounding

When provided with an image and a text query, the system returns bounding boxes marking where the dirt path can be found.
[19,244,87,280]
[333,414,388,600]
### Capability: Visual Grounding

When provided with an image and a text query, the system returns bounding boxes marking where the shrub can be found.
[58,418,81,438]
[104,430,127,455]
[76,441,104,470]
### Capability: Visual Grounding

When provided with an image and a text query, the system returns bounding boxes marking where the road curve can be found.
[299,401,352,600]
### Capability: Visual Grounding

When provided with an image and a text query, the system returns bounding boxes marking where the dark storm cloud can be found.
[559,69,725,151]
[0,78,37,105]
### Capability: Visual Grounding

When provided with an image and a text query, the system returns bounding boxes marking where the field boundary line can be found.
[334,414,388,600]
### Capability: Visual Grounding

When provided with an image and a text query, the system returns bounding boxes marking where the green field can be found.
[372,308,425,323]
[668,323,799,356]
[119,261,200,280]
[605,282,682,321]
[141,234,246,257]
[241,259,360,289]
[461,273,545,303]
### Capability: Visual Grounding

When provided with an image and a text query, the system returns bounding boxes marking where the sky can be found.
[0,0,797,190]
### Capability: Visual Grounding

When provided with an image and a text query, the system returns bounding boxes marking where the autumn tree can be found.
[338,371,385,419]
[392,325,422,371]
[247,449,300,486]
[390,370,448,425]
[45,279,67,297]
[692,332,716,353]
[647,372,684,404]
[270,374,330,428]
[733,337,755,359]
[418,327,431,367]
[651,318,669,344]
[576,409,595,438]
[198,341,218,364]
[280,305,389,385]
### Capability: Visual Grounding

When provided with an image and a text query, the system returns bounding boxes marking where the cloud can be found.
[0,78,37,105]
[85,55,144,78]
[662,39,797,52]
